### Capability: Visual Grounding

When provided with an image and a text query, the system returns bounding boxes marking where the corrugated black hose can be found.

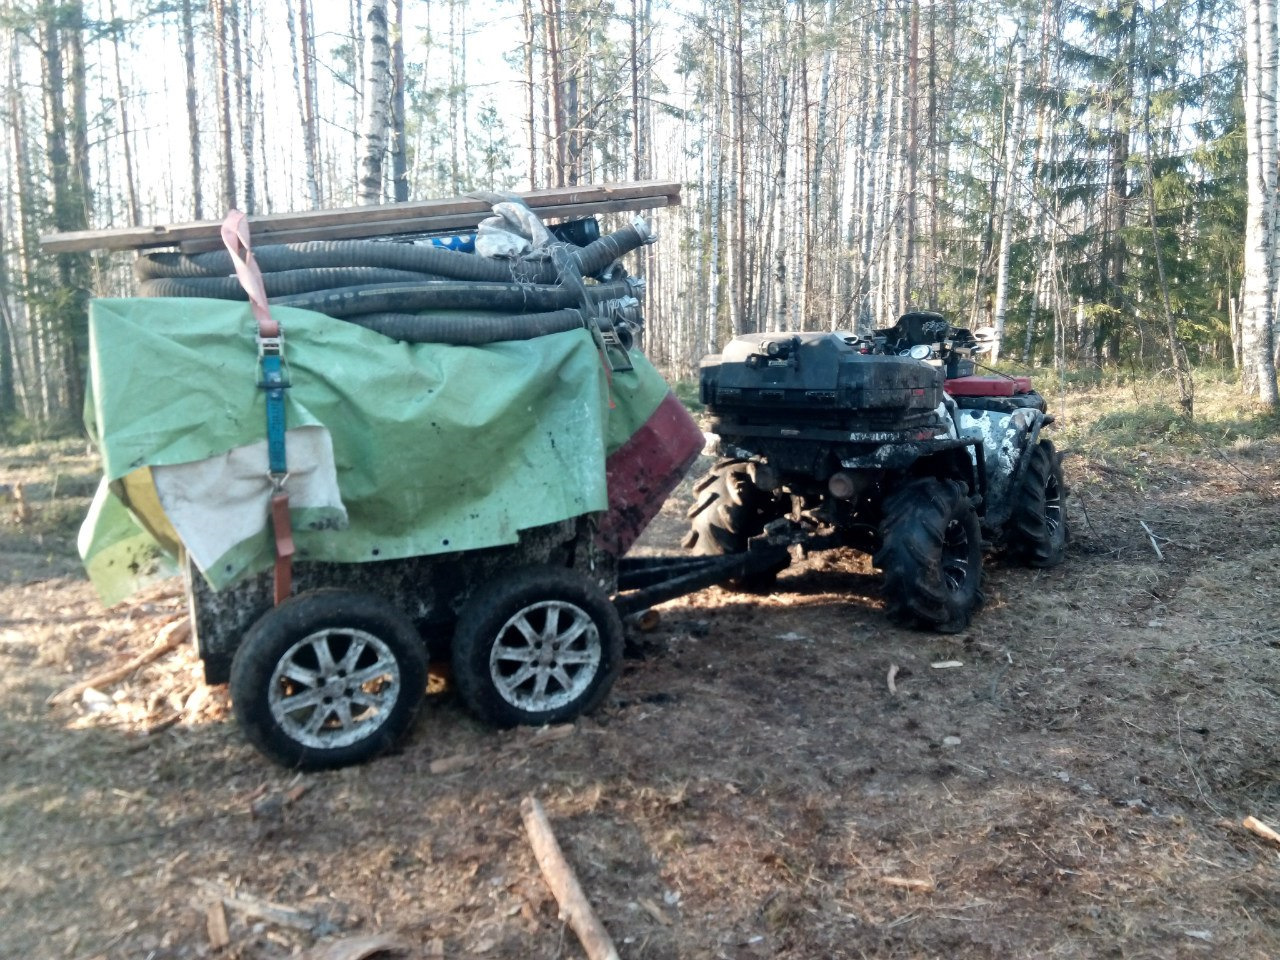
[133,222,650,284]
[132,219,651,345]
[270,279,636,319]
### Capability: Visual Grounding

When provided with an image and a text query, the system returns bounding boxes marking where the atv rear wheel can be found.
[874,478,984,633]
[1007,438,1067,567]
[681,460,786,591]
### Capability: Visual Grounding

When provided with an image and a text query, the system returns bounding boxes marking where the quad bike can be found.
[684,311,1067,633]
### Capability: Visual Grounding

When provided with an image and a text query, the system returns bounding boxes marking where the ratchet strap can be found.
[220,210,294,605]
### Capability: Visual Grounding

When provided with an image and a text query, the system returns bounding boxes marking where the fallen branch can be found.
[1138,521,1165,561]
[520,796,621,960]
[304,934,408,960]
[48,618,191,705]
[879,876,935,893]
[1243,816,1280,846]
[193,879,325,934]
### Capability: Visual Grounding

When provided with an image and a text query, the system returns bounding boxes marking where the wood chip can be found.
[879,876,935,892]
[429,753,477,775]
[304,934,408,960]
[1243,815,1280,846]
[205,900,230,950]
[930,660,963,670]
[637,896,672,925]
[527,723,576,743]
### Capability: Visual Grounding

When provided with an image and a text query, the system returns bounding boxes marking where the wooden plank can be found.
[39,180,681,254]
[175,194,679,253]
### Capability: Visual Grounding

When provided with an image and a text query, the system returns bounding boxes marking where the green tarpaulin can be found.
[80,297,669,605]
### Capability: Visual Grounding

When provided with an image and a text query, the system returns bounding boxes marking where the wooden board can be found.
[175,194,679,253]
[39,180,682,254]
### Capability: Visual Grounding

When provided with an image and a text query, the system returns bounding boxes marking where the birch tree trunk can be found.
[389,0,409,202]
[293,0,322,208]
[239,0,257,214]
[899,0,920,313]
[991,44,1024,364]
[1242,0,1279,405]
[358,0,391,203]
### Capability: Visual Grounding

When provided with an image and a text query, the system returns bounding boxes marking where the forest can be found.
[1,0,1279,428]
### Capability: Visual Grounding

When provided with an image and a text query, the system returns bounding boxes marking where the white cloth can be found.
[152,425,346,576]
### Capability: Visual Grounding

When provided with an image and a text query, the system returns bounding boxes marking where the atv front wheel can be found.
[874,478,984,633]
[681,460,787,590]
[1007,438,1067,567]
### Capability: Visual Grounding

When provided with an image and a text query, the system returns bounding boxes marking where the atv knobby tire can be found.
[681,459,786,591]
[1006,438,1067,567]
[874,477,984,633]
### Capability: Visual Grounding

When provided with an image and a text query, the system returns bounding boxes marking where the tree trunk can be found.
[211,0,238,212]
[293,0,322,208]
[542,0,566,186]
[991,43,1024,364]
[181,0,203,219]
[899,0,919,313]
[1242,0,1279,405]
[389,0,409,201]
[358,0,390,203]
[524,0,538,185]
[107,0,142,226]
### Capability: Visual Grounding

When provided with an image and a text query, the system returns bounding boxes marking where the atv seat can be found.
[944,375,1032,397]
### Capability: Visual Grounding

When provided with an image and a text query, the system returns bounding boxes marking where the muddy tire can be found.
[874,477,984,633]
[681,460,786,591]
[230,590,427,770]
[451,566,623,727]
[1007,439,1067,567]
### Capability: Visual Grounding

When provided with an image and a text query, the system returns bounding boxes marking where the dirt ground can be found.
[2,406,1279,960]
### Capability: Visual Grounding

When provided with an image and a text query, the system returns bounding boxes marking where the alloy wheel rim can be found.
[489,600,601,712]
[268,628,401,749]
[941,518,972,593]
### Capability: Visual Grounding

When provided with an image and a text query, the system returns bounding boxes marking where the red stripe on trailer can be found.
[945,375,1033,397]
[596,392,704,557]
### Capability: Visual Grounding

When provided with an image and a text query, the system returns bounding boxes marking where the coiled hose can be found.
[272,279,636,319]
[134,219,652,346]
[138,267,446,301]
[343,309,589,346]
[134,222,651,284]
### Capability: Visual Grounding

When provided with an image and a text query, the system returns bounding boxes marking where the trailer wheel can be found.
[874,477,984,633]
[1006,439,1067,567]
[452,566,623,727]
[681,460,787,590]
[229,590,427,769]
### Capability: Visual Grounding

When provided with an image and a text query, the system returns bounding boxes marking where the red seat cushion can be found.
[945,375,1016,397]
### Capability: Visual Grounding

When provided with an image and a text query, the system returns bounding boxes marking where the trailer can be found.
[58,184,803,769]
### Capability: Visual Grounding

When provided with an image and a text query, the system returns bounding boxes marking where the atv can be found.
[684,311,1066,633]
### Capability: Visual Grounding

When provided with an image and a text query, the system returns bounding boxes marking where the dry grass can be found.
[2,376,1279,959]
